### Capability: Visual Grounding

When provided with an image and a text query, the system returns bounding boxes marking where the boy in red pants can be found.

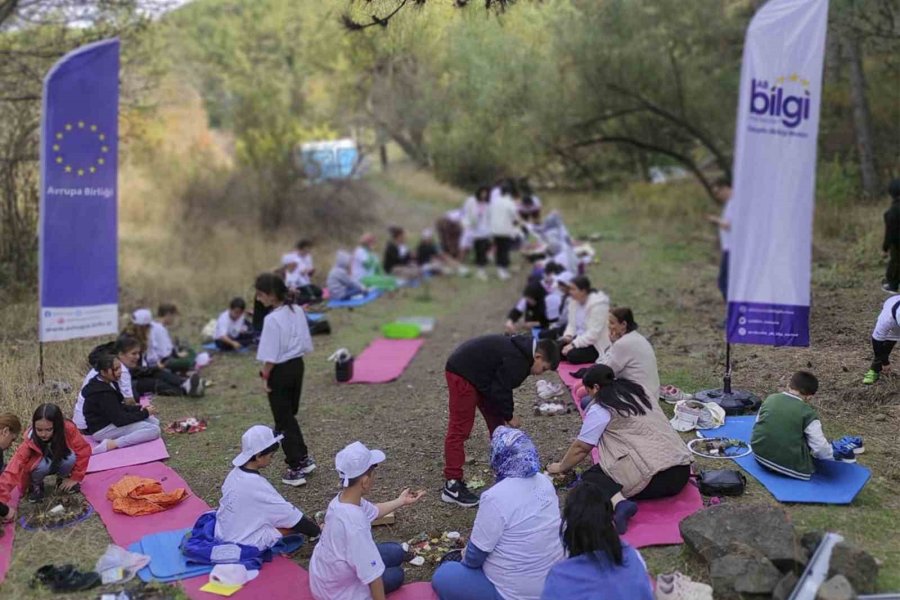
[442,335,559,507]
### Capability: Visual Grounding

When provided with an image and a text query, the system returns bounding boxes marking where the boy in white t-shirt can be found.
[309,442,425,600]
[215,426,321,550]
[215,297,255,351]
[148,303,196,373]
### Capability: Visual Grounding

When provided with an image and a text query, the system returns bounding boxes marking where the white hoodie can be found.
[563,290,611,356]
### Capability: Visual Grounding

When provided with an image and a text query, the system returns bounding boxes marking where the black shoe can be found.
[33,564,101,593]
[441,479,479,507]
[883,283,899,294]
[28,482,44,503]
[439,549,463,565]
[296,456,317,475]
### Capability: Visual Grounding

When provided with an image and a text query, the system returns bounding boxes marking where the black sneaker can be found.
[28,482,45,503]
[441,479,479,507]
[187,373,205,398]
[296,456,317,475]
[281,467,307,487]
[883,283,899,294]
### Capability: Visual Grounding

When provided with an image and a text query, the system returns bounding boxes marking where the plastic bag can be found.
[95,544,150,584]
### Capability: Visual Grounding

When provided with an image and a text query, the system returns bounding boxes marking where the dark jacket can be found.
[416,241,440,266]
[446,335,534,421]
[884,201,900,252]
[82,375,150,434]
[507,281,549,328]
[383,242,411,273]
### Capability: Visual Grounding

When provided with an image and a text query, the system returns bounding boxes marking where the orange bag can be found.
[106,475,189,516]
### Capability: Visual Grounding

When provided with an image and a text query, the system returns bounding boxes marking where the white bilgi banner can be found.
[727,0,829,347]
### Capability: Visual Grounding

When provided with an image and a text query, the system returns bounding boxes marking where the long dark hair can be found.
[523,281,548,325]
[254,272,294,308]
[582,364,652,417]
[30,403,71,463]
[560,482,623,564]
[571,275,594,294]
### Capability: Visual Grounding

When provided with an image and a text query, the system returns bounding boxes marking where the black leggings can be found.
[473,238,491,267]
[560,342,599,365]
[493,236,513,268]
[268,356,309,469]
[871,338,896,372]
[133,368,185,397]
[581,463,691,500]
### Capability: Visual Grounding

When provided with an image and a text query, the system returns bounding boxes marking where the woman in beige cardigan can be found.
[547,365,691,534]
[558,276,611,364]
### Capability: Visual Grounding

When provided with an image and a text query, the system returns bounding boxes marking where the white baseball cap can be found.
[556,272,574,288]
[132,308,153,326]
[281,253,300,266]
[232,425,284,467]
[210,564,259,585]
[335,441,386,487]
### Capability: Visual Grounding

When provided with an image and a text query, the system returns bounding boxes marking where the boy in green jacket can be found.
[751,371,860,480]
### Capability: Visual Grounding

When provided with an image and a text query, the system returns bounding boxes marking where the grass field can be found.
[1,165,898,597]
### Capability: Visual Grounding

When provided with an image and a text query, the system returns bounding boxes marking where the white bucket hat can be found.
[210,564,259,586]
[335,441,386,487]
[232,425,283,467]
[131,308,153,326]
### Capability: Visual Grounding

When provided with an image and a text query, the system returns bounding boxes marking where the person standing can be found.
[254,273,316,487]
[706,178,733,301]
[442,335,560,507]
[463,186,492,281]
[489,181,520,281]
[882,179,900,293]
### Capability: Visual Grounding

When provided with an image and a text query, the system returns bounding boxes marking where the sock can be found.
[613,499,638,534]
[92,439,110,455]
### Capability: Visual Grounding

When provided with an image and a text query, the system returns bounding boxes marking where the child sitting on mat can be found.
[183,425,321,569]
[82,353,161,454]
[0,403,91,505]
[327,250,367,301]
[751,371,861,480]
[310,441,425,600]
[215,297,255,351]
[149,303,196,374]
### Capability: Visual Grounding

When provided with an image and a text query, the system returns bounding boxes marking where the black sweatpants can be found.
[887,245,900,290]
[268,356,309,469]
[133,368,184,397]
[871,338,897,373]
[473,238,491,268]
[493,236,513,268]
[560,342,599,365]
[581,463,691,501]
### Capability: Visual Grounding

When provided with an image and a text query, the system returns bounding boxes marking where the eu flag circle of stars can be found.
[53,121,110,177]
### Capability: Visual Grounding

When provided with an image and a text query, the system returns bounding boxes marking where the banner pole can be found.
[38,341,45,384]
[723,341,732,394]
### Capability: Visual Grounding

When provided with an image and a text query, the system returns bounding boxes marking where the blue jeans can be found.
[31,453,76,484]
[431,562,500,600]
[378,542,406,593]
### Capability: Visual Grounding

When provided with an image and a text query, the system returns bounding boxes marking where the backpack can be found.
[697,469,747,496]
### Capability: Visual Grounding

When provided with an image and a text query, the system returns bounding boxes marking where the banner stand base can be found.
[694,388,760,416]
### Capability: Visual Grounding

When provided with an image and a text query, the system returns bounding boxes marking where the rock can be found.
[828,542,878,594]
[710,544,783,598]
[801,530,825,557]
[772,572,799,600]
[874,413,887,422]
[680,503,801,571]
[816,575,856,600]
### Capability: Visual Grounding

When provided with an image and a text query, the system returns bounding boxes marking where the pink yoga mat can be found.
[622,482,704,548]
[82,461,210,547]
[0,489,20,584]
[183,564,436,600]
[86,436,170,473]
[557,361,584,390]
[347,338,425,384]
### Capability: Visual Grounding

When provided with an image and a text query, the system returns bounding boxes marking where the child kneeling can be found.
[751,371,861,480]
[183,426,321,569]
[0,404,91,510]
[310,442,425,600]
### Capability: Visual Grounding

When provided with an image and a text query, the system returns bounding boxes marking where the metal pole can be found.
[723,341,732,394]
[38,341,45,384]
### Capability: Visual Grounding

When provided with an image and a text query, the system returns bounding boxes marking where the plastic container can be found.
[381,322,421,339]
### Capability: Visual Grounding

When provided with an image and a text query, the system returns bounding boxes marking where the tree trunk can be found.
[844,32,880,198]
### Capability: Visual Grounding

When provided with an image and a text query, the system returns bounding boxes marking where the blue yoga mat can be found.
[327,289,383,308]
[306,312,325,322]
[699,416,871,504]
[129,528,213,583]
[201,342,250,353]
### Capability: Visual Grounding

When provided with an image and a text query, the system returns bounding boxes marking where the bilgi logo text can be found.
[749,74,811,129]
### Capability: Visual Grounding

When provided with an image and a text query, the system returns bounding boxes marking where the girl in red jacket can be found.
[0,404,91,516]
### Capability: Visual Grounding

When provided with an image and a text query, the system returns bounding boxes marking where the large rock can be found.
[828,542,878,594]
[710,544,783,599]
[816,575,856,600]
[772,572,799,600]
[680,503,801,570]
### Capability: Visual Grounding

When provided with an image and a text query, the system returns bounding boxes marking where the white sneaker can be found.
[475,269,488,281]
[537,381,565,400]
[457,266,470,277]
[497,268,511,281]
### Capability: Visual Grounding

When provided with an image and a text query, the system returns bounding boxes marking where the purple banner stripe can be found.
[727,301,810,347]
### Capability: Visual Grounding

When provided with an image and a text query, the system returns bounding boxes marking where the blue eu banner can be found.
[39,39,119,342]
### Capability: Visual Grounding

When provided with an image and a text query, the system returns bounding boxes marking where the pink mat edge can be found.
[0,489,20,584]
[86,437,170,473]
